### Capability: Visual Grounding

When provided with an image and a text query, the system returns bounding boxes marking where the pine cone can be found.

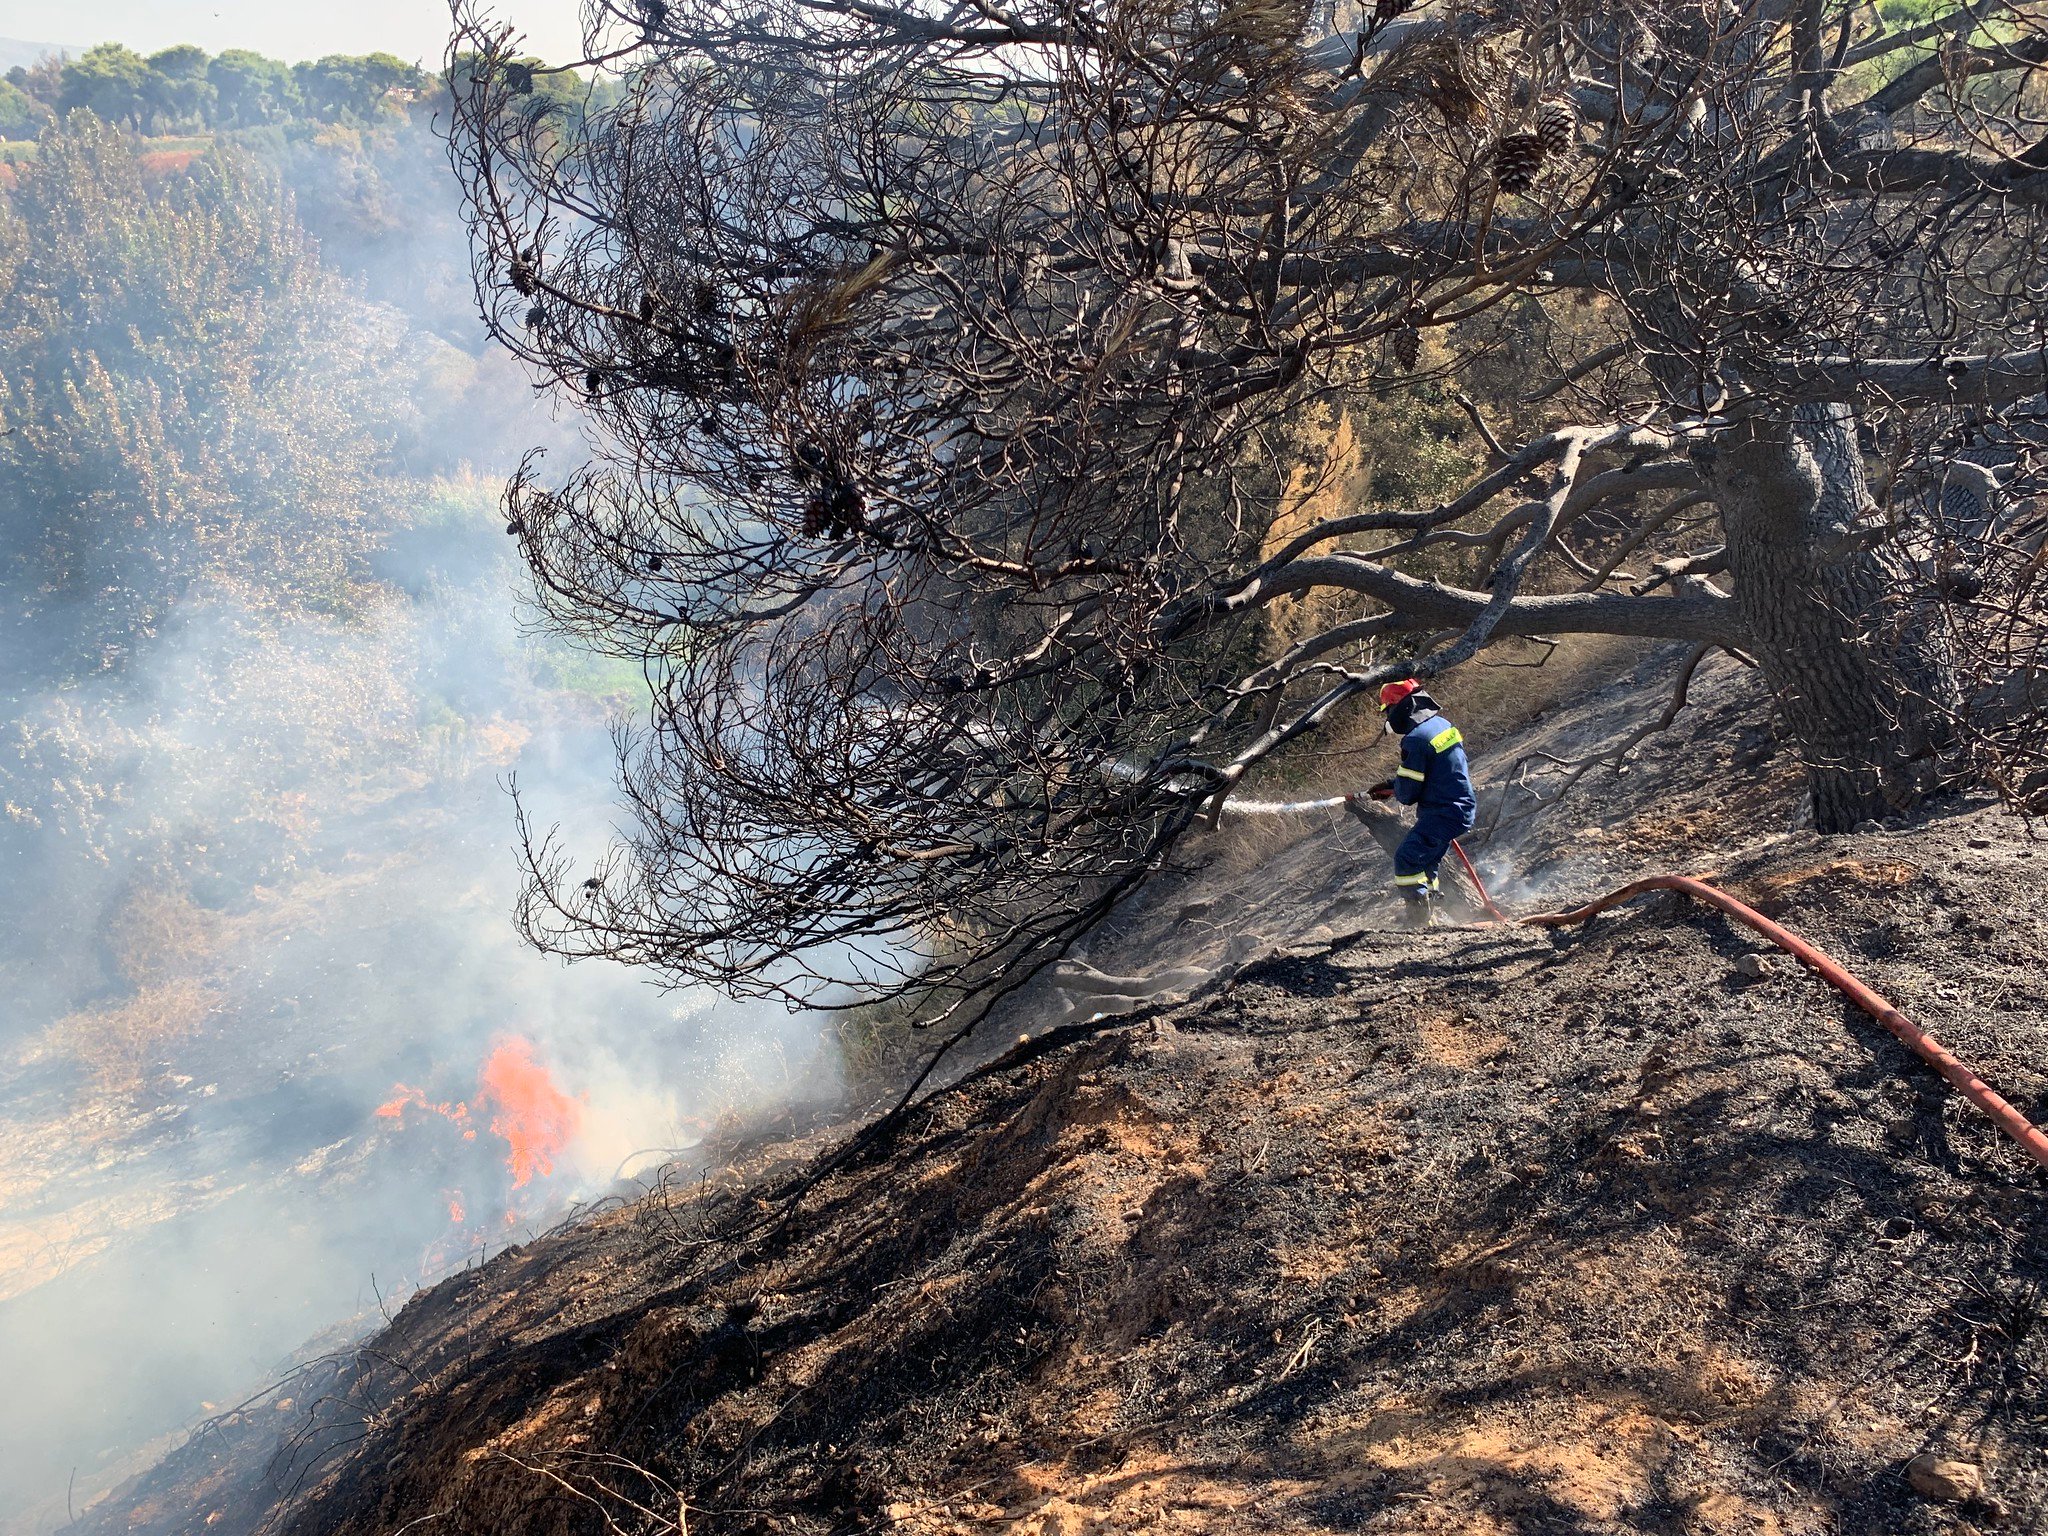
[1373,0,1413,22]
[585,369,604,395]
[525,302,548,331]
[509,259,536,296]
[1535,100,1575,157]
[792,441,830,483]
[1494,133,1546,193]
[1392,323,1421,373]
[827,482,867,535]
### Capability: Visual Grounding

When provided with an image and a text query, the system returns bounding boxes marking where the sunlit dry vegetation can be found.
[0,118,633,1110]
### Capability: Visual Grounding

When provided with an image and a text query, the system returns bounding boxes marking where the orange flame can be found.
[375,1085,472,1130]
[374,1037,582,1207]
[474,1036,583,1188]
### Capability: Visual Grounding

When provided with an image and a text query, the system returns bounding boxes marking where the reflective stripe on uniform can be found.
[1395,766,1427,781]
[1393,871,1432,886]
[1428,725,1463,752]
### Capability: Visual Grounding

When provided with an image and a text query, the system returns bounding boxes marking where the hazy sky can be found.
[0,0,585,66]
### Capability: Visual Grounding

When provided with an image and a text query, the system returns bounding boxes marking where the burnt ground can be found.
[83,650,2048,1536]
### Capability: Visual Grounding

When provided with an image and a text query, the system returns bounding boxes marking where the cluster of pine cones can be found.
[1383,94,1577,372]
[1494,100,1576,192]
[794,442,868,539]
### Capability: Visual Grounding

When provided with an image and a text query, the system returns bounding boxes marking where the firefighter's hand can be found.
[1366,781,1396,801]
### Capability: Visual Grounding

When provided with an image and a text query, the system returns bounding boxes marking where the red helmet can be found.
[1377,678,1421,711]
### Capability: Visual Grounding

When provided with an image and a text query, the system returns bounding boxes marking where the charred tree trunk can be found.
[1702,404,1955,831]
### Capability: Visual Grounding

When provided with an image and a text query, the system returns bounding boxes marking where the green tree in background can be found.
[57,44,153,131]
[36,43,430,135]
[292,52,424,124]
[4,56,63,111]
[0,77,47,139]
[208,48,297,128]
[0,113,412,677]
[144,45,215,131]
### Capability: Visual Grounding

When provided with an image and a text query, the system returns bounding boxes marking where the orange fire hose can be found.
[1445,860,2048,1171]
[1451,839,1513,923]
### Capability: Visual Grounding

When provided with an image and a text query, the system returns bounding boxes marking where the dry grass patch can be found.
[45,978,222,1093]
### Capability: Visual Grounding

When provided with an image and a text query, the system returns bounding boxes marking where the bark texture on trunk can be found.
[1703,403,1954,831]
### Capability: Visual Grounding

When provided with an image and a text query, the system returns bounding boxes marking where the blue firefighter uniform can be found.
[1390,711,1477,899]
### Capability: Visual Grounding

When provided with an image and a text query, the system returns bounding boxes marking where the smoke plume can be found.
[0,107,840,1533]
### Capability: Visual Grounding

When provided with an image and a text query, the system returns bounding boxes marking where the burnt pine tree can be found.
[449,0,2048,1033]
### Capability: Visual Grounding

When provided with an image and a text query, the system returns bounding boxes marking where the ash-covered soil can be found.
[86,651,2048,1536]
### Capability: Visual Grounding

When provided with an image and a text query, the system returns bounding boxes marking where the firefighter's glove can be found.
[1366,781,1396,801]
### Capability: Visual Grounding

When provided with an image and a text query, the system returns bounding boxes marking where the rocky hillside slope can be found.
[87,651,2048,1536]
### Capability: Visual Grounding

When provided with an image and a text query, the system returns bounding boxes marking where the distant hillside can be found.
[0,36,75,72]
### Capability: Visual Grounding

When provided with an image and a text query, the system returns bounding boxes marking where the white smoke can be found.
[0,123,840,1535]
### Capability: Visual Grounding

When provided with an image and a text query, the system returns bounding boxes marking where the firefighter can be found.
[1363,679,1476,927]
